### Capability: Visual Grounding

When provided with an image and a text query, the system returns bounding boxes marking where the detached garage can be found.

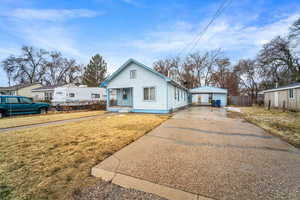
[190,86,228,107]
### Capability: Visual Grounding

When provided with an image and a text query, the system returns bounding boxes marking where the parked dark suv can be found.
[0,96,50,118]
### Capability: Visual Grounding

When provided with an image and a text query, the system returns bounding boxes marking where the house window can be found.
[177,88,180,101]
[144,87,155,101]
[69,93,75,97]
[130,70,136,79]
[289,89,294,99]
[45,92,53,101]
[174,88,177,100]
[91,93,100,98]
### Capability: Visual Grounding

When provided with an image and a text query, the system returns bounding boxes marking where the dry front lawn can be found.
[0,110,105,129]
[240,107,300,148]
[0,114,169,200]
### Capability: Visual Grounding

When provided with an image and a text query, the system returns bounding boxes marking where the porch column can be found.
[106,88,110,110]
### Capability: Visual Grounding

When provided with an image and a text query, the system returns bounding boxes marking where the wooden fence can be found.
[228,96,253,106]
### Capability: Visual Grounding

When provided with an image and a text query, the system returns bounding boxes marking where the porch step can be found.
[118,109,131,113]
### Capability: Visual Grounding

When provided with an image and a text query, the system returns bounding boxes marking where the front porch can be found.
[107,88,133,112]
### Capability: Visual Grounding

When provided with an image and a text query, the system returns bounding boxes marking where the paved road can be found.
[93,107,300,200]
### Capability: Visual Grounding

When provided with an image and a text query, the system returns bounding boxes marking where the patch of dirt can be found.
[71,180,167,200]
[226,111,241,119]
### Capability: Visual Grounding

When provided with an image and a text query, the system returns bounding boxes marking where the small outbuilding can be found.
[190,86,228,107]
[261,82,300,111]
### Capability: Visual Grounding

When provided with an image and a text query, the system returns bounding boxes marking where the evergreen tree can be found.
[82,54,107,87]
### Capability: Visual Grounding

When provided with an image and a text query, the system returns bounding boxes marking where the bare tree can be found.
[1,46,48,84]
[1,46,82,86]
[210,58,231,88]
[234,59,260,101]
[289,17,300,44]
[257,36,300,85]
[153,50,222,89]
[62,58,82,84]
[44,52,81,85]
[153,57,181,81]
[201,50,220,86]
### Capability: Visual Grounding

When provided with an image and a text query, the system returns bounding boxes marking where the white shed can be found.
[190,86,227,107]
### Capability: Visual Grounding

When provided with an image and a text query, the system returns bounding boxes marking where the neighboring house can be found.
[261,82,300,111]
[32,85,59,101]
[52,84,106,105]
[190,86,228,107]
[0,83,42,98]
[101,58,189,113]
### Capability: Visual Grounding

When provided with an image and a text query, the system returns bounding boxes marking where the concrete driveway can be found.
[92,107,300,200]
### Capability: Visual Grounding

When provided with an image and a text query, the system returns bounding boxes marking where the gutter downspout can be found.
[106,88,110,110]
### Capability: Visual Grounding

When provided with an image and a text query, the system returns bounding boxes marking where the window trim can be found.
[288,89,295,99]
[143,86,156,101]
[130,70,137,79]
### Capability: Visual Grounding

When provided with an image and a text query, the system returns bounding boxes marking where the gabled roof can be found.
[261,82,300,93]
[32,85,63,91]
[100,58,188,91]
[190,86,227,94]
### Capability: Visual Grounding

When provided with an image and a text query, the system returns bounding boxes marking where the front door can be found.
[118,88,132,106]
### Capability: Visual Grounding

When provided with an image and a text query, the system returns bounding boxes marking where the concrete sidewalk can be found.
[92,107,300,200]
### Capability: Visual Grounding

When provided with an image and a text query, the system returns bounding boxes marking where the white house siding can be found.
[167,84,188,110]
[32,91,45,101]
[107,63,168,111]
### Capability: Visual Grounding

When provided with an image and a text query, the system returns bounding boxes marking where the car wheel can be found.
[0,111,3,118]
[39,108,47,115]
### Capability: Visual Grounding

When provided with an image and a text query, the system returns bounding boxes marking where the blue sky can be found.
[0,0,299,86]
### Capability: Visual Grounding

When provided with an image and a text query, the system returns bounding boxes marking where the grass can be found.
[0,113,169,200]
[0,110,105,129]
[239,106,300,148]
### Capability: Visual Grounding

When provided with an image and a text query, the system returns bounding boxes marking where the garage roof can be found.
[190,86,227,94]
[260,82,300,93]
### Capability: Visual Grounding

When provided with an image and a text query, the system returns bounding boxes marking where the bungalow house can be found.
[0,83,42,98]
[101,58,189,113]
[261,82,300,111]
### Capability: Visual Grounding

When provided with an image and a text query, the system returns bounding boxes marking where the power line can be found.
[177,0,232,57]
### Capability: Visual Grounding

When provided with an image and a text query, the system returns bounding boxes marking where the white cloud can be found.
[5,8,101,21]
[129,13,300,59]
[0,8,102,64]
